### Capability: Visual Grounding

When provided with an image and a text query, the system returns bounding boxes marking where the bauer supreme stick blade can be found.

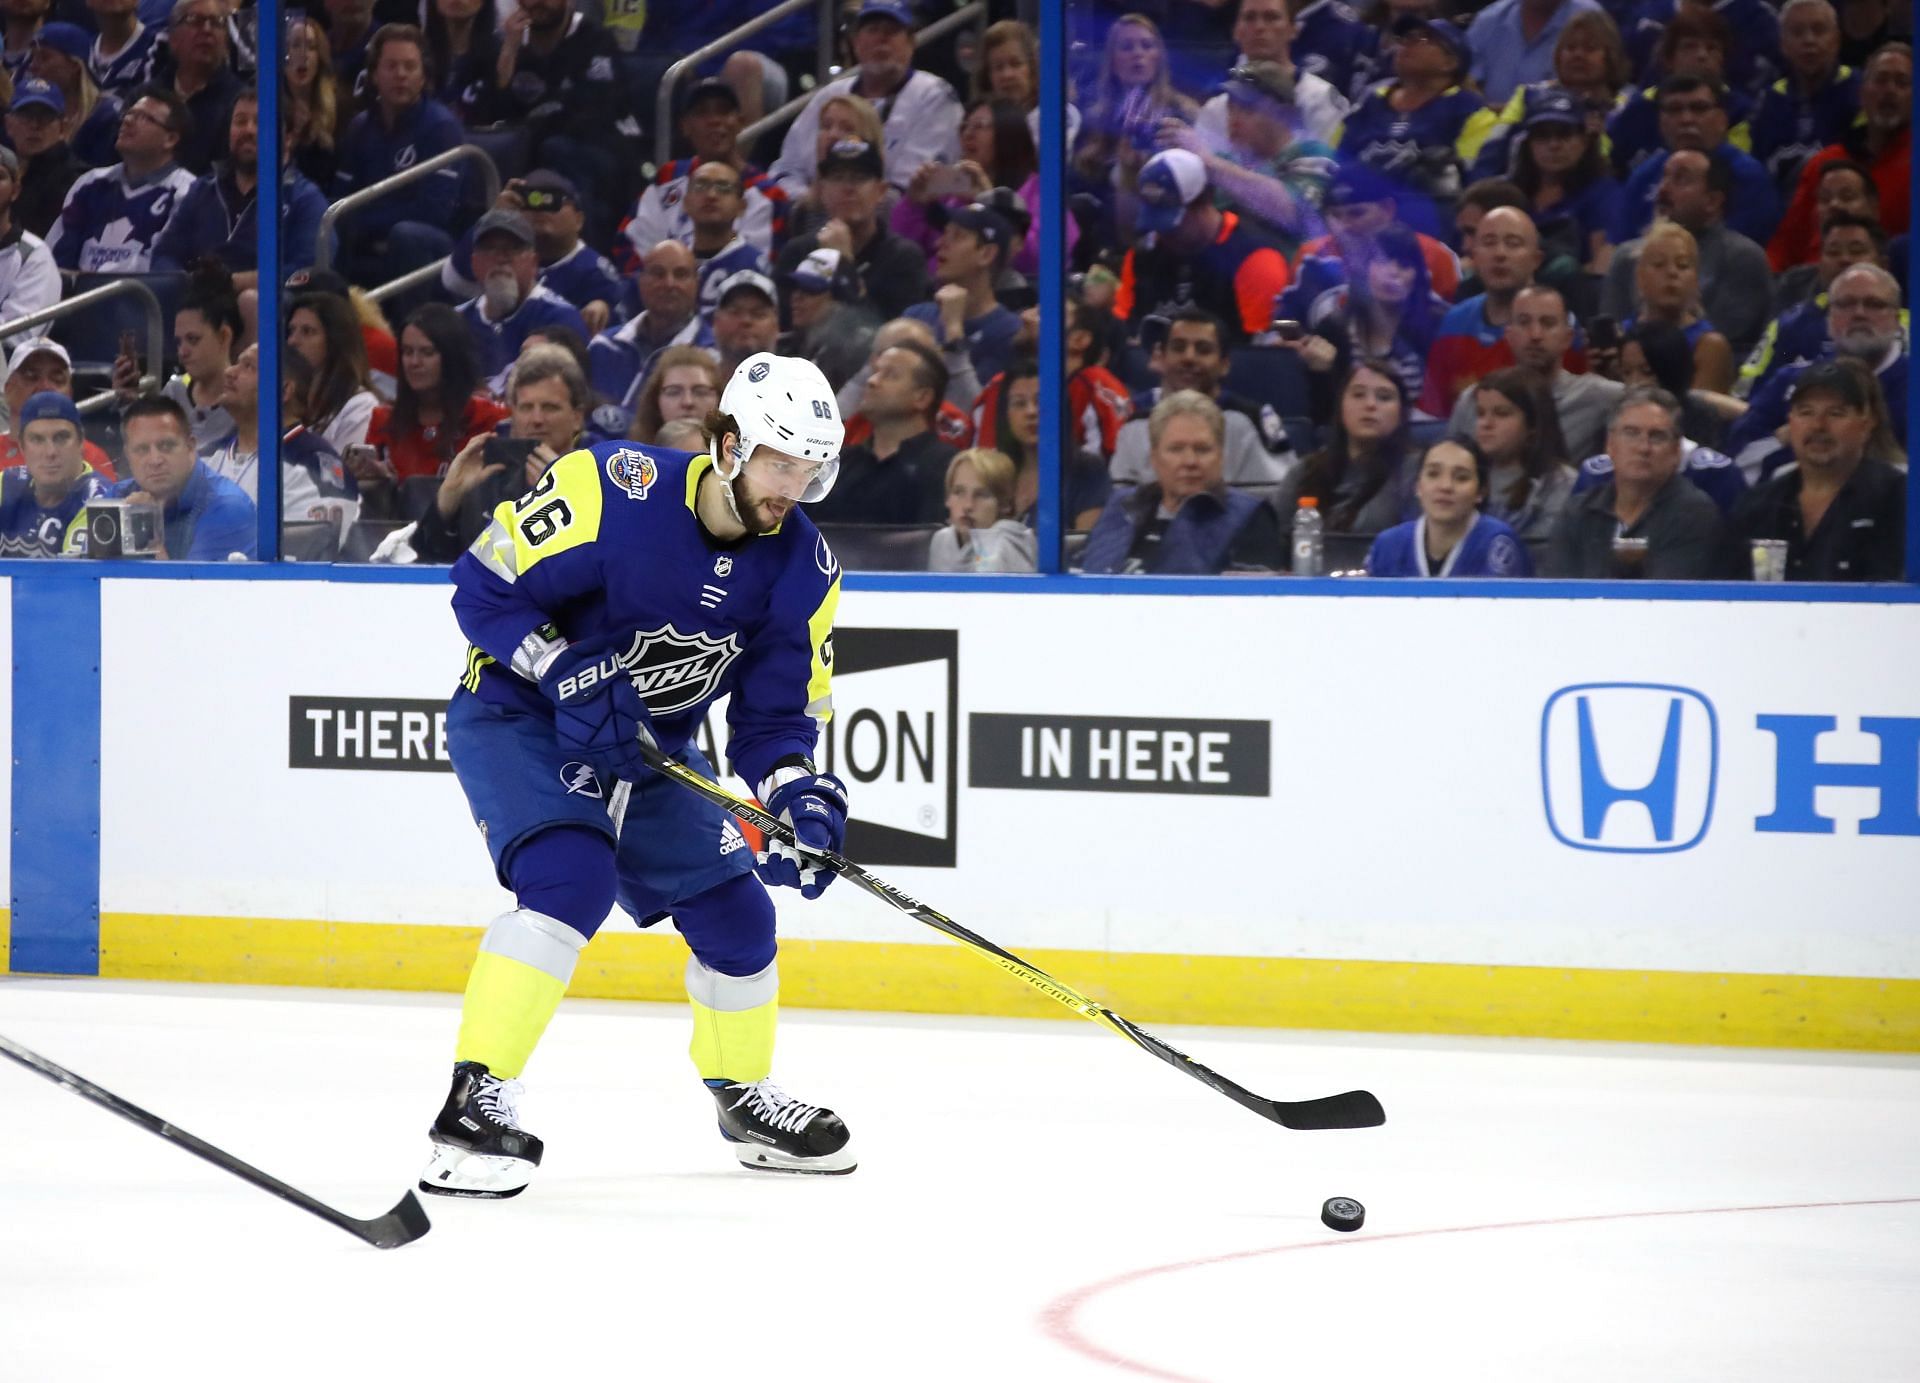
[0,1032,432,1249]
[637,744,1385,1132]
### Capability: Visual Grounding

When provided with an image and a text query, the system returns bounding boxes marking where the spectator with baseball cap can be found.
[445,172,622,334]
[1731,359,1906,580]
[1159,58,1336,258]
[618,77,789,271]
[1112,147,1293,344]
[1,339,113,474]
[778,248,878,394]
[1467,0,1605,107]
[1510,84,1622,276]
[455,209,590,396]
[904,199,1024,389]
[30,20,122,166]
[0,390,109,555]
[710,271,781,378]
[1195,0,1348,150]
[0,144,60,337]
[774,139,930,324]
[5,78,86,238]
[769,0,962,200]
[1337,18,1498,234]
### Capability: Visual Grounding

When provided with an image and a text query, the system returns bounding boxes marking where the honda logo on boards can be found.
[1540,684,1719,854]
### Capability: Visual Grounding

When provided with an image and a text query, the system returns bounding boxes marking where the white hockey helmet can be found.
[716,351,844,503]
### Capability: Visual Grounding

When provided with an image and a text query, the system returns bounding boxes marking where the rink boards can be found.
[4,572,1919,1051]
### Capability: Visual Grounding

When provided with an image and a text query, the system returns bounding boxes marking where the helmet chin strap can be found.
[716,434,748,526]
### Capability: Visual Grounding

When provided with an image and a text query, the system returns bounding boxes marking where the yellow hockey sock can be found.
[688,994,778,1083]
[454,909,584,1079]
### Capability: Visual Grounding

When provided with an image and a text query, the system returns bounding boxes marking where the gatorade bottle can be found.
[1292,496,1323,575]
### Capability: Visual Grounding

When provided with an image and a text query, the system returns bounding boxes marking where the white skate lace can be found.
[727,1080,821,1134]
[475,1075,526,1130]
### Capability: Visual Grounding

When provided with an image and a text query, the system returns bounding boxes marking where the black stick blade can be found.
[354,1191,433,1249]
[1269,1089,1386,1131]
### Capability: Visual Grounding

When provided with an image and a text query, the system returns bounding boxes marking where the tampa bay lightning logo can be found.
[748,361,770,383]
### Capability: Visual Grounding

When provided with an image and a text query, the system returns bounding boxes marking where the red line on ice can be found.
[1039,1195,1920,1382]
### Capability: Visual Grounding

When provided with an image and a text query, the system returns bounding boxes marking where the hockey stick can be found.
[641,744,1385,1132]
[0,1032,431,1249]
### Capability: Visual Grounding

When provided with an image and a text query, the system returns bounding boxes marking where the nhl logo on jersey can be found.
[605,448,658,500]
[604,624,743,716]
[713,555,733,578]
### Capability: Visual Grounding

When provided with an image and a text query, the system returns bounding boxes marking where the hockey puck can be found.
[1320,1197,1365,1232]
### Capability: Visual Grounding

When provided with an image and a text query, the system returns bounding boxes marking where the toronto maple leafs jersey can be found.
[450,443,840,791]
[90,23,163,97]
[46,162,197,273]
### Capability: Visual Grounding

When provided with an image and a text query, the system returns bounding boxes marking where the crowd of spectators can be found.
[0,0,1908,582]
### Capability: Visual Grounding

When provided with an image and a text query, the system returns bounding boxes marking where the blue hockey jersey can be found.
[1573,439,1748,514]
[335,99,467,237]
[0,466,108,557]
[46,162,198,273]
[89,23,163,97]
[457,285,590,395]
[450,443,840,790]
[1365,513,1533,577]
[1291,0,1378,100]
[1748,69,1861,192]
[1336,86,1497,230]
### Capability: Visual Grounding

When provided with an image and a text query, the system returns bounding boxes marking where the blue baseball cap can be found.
[1522,85,1583,131]
[1391,16,1471,75]
[19,391,82,431]
[33,21,92,63]
[854,1,915,28]
[10,76,64,116]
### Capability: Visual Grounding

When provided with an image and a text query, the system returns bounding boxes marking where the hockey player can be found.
[421,351,855,1198]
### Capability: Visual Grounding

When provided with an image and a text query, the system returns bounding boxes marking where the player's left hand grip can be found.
[755,772,848,900]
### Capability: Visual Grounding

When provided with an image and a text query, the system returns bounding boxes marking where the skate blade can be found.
[729,1139,858,1176]
[418,1143,536,1198]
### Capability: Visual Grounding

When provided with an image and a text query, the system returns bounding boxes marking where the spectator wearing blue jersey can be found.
[443,172,622,336]
[152,87,326,283]
[1622,221,1735,391]
[108,392,256,559]
[1337,19,1498,234]
[1727,263,1908,479]
[6,78,88,238]
[1083,389,1286,575]
[1738,212,1885,398]
[46,83,197,272]
[154,0,240,174]
[1511,85,1621,275]
[1469,0,1605,107]
[334,24,466,283]
[904,200,1023,391]
[1603,8,1752,178]
[1366,436,1535,575]
[85,0,162,99]
[1472,10,1633,183]
[1289,0,1379,100]
[29,22,122,167]
[679,160,773,322]
[455,210,590,398]
[1611,75,1779,246]
[0,392,108,556]
[589,238,713,413]
[1750,0,1860,196]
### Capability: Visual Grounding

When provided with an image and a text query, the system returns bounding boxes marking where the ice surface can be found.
[3,978,1916,1382]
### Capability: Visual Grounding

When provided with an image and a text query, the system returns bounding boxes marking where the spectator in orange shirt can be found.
[1113,148,1292,343]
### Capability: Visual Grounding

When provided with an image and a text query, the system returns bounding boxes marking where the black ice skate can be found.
[706,1078,856,1175]
[419,1061,544,1199]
